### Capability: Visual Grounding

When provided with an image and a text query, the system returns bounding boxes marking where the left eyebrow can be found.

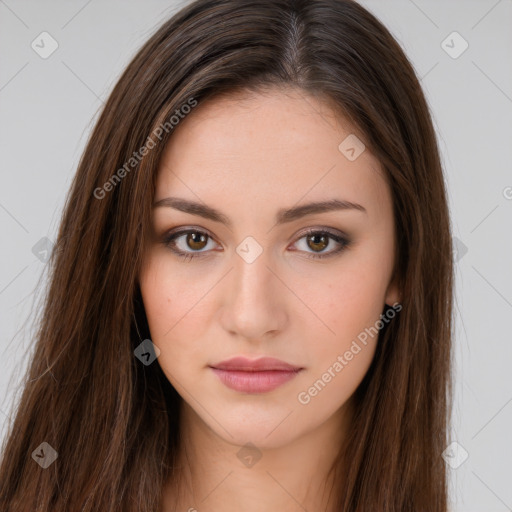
[153,197,367,229]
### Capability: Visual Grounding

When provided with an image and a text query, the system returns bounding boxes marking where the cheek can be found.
[138,254,215,367]
[294,254,391,402]
[294,274,384,414]
[139,258,173,338]
[302,263,387,344]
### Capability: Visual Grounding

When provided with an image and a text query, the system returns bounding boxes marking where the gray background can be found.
[1,1,511,510]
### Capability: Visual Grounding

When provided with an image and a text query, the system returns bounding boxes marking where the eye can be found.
[161,227,351,261]
[162,229,218,261]
[291,228,350,260]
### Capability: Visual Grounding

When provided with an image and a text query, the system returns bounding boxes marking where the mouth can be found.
[209,356,303,393]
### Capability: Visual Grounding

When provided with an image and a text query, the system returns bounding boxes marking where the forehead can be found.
[155,88,391,220]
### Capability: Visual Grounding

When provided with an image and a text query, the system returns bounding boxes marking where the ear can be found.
[384,273,401,307]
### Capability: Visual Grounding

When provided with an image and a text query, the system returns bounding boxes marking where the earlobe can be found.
[384,275,401,307]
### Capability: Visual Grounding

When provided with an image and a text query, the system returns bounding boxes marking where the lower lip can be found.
[210,368,301,393]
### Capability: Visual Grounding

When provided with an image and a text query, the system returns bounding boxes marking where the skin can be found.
[138,87,401,512]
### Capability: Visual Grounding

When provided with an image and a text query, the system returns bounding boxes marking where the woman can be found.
[0,0,454,510]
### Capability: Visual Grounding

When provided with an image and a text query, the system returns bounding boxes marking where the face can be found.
[139,87,400,449]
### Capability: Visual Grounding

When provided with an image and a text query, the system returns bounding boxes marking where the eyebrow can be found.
[153,197,367,228]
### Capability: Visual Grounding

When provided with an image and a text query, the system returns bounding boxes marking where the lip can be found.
[210,356,302,372]
[209,357,303,393]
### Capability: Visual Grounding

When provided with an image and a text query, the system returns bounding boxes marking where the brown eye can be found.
[162,229,217,260]
[292,229,350,260]
[186,232,208,250]
[163,227,350,262]
[306,233,329,252]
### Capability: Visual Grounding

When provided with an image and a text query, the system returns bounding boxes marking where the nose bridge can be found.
[220,238,286,339]
[234,241,273,297]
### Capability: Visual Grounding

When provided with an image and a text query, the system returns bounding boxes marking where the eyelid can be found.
[161,225,351,260]
[162,226,220,256]
[293,226,349,241]
[289,227,350,259]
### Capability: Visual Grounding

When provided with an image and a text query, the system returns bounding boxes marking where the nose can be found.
[219,245,288,342]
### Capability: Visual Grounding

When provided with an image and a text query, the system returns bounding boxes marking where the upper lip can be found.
[210,356,302,372]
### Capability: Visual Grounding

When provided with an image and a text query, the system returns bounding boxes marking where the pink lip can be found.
[209,357,303,393]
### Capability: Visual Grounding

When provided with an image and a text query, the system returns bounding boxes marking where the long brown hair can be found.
[0,0,454,510]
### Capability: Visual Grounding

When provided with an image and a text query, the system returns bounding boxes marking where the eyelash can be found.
[161,227,351,262]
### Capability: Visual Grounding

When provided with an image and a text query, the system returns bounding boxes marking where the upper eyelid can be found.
[165,226,347,247]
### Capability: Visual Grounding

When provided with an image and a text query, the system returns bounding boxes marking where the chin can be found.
[206,408,304,450]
